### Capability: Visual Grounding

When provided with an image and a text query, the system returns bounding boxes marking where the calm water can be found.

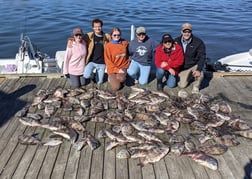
[0,0,252,63]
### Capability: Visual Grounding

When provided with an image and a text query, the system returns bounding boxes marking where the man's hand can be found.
[160,62,168,68]
[192,70,201,77]
[168,68,176,76]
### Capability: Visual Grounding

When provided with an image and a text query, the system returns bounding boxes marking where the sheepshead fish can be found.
[26,113,43,120]
[123,134,145,144]
[67,96,80,105]
[234,129,252,139]
[62,116,85,131]
[19,117,42,127]
[45,104,56,117]
[171,142,185,156]
[105,140,121,151]
[104,129,127,143]
[121,122,134,136]
[152,113,170,126]
[32,93,48,106]
[53,87,67,98]
[183,151,218,170]
[169,134,185,144]
[148,94,166,105]
[97,129,107,139]
[218,101,232,114]
[198,134,213,144]
[128,148,149,158]
[66,88,84,97]
[228,118,252,131]
[145,105,160,112]
[18,134,42,145]
[73,139,87,151]
[206,118,226,128]
[184,136,196,152]
[74,107,85,116]
[178,89,189,98]
[138,131,162,143]
[53,127,78,144]
[43,139,63,146]
[80,99,91,108]
[198,143,228,155]
[91,116,106,123]
[116,149,131,159]
[96,89,116,100]
[137,144,170,167]
[165,120,180,134]
[84,131,100,150]
[214,135,240,147]
[15,106,29,117]
[150,90,170,99]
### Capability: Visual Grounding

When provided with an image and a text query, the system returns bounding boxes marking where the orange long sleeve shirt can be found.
[104,40,130,74]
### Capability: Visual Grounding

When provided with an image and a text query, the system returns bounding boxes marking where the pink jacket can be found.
[63,40,87,76]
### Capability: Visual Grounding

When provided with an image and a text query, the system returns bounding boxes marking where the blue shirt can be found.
[128,36,159,66]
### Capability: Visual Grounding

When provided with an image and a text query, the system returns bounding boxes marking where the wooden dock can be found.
[0,72,251,179]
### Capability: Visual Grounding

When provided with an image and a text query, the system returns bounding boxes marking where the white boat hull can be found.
[216,49,252,72]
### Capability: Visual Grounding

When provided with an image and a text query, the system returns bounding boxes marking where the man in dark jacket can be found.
[175,23,206,93]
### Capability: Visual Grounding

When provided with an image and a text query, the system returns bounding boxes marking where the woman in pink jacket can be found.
[63,27,87,88]
[155,34,184,91]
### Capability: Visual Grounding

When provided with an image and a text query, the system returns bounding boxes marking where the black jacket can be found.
[175,34,206,71]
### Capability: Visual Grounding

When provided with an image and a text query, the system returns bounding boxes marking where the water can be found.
[0,0,252,64]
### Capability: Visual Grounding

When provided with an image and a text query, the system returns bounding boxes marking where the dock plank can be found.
[0,78,40,176]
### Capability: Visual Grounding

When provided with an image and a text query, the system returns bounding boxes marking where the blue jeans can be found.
[83,62,106,84]
[127,60,151,85]
[156,67,177,88]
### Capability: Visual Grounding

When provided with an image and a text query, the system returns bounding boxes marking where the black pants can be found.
[69,74,85,88]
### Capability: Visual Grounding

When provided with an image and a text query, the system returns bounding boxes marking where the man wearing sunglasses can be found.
[127,26,159,86]
[175,23,206,94]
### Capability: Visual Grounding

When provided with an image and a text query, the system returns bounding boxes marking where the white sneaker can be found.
[192,87,200,94]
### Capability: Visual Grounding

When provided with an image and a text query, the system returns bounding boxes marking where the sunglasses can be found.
[74,34,82,37]
[182,29,192,33]
[163,40,172,44]
[137,33,146,36]
[113,34,121,37]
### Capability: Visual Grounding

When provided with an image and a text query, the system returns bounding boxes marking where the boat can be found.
[0,33,65,75]
[211,49,252,72]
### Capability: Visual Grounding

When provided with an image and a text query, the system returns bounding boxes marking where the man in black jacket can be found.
[175,23,206,93]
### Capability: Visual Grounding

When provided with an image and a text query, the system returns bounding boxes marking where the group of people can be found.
[63,18,206,93]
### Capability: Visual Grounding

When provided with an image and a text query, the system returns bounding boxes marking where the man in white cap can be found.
[127,26,159,86]
[175,23,206,93]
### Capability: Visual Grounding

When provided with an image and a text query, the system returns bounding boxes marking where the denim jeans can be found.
[83,62,106,84]
[127,60,151,85]
[156,67,177,88]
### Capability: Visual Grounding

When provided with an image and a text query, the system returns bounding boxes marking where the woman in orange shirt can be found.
[104,27,130,91]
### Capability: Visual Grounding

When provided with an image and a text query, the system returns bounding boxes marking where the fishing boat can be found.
[0,33,65,75]
[211,49,252,72]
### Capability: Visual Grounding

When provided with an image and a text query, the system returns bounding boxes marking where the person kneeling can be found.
[155,34,184,91]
